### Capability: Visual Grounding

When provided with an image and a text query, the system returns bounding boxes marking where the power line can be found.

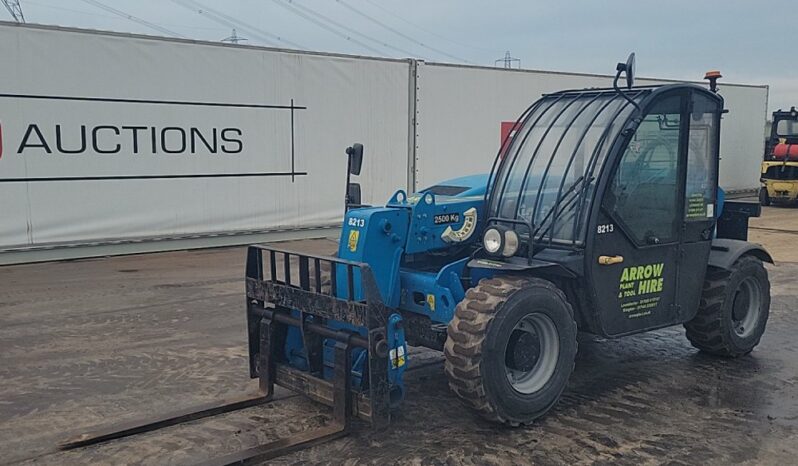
[289,0,421,57]
[335,0,469,63]
[25,0,227,31]
[26,0,126,21]
[77,0,184,38]
[2,0,24,22]
[171,0,305,49]
[274,0,420,58]
[170,0,276,46]
[270,0,385,56]
[361,0,501,55]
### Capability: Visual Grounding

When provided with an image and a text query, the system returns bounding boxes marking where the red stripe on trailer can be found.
[500,121,520,159]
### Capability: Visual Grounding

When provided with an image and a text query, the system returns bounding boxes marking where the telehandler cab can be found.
[62,54,772,464]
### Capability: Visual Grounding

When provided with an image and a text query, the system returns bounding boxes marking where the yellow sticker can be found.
[390,347,406,368]
[426,294,435,311]
[347,230,359,252]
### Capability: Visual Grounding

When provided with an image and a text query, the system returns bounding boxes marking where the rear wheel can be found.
[444,276,577,425]
[759,187,771,206]
[685,256,770,357]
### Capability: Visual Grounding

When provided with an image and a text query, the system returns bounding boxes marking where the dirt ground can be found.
[2,206,798,465]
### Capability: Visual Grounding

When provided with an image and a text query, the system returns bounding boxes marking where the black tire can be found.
[759,187,771,207]
[685,255,770,357]
[444,276,578,425]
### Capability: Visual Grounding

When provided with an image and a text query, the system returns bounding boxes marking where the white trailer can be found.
[0,22,412,263]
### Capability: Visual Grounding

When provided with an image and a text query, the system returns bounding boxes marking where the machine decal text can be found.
[348,217,366,228]
[433,213,460,225]
[618,262,665,318]
[597,223,615,234]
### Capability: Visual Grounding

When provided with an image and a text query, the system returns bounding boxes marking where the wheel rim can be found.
[504,312,559,394]
[731,276,762,338]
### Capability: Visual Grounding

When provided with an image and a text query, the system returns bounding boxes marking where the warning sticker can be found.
[686,193,708,218]
[389,346,406,368]
[347,229,360,252]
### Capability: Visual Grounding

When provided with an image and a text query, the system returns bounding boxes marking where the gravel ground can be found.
[1,206,797,465]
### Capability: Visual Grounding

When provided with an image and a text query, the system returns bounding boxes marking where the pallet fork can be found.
[60,245,392,464]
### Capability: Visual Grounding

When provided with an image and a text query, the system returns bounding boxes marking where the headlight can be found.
[502,230,519,257]
[483,228,503,254]
[482,226,520,257]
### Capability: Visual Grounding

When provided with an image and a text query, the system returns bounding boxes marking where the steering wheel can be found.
[627,135,677,186]
[613,135,676,209]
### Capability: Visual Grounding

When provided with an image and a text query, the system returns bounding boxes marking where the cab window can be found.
[777,119,798,137]
[605,95,682,245]
[685,93,719,220]
[764,165,798,180]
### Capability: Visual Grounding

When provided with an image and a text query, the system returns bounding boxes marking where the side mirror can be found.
[346,143,364,176]
[615,52,635,89]
[347,182,362,207]
[613,52,641,113]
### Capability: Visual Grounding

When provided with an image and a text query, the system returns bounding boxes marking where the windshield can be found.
[776,119,798,137]
[488,89,648,245]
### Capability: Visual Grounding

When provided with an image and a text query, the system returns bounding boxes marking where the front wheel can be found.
[444,276,577,425]
[759,187,771,206]
[685,256,770,357]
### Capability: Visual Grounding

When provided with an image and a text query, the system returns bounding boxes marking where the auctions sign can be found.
[0,93,306,181]
[12,123,244,155]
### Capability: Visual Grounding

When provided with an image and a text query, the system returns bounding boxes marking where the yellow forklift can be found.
[760,107,798,205]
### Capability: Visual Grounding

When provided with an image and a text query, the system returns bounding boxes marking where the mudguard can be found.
[708,238,774,271]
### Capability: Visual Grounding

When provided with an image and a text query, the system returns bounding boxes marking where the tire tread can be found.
[684,255,769,357]
[444,276,576,425]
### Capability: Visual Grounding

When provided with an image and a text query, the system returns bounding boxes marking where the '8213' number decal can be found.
[597,223,615,234]
[348,217,365,228]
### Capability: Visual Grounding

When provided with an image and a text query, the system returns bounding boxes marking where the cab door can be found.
[676,91,721,321]
[587,92,687,337]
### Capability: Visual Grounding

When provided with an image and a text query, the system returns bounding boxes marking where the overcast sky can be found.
[7,0,797,113]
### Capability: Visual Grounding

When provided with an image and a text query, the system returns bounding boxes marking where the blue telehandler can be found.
[62,55,772,464]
